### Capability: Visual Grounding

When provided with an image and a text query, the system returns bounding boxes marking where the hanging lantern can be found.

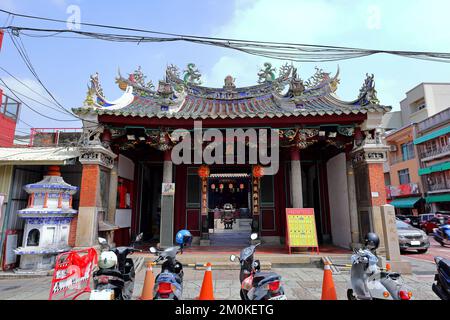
[239,183,244,190]
[219,184,224,190]
[198,165,210,178]
[228,183,233,189]
[211,183,216,190]
[252,165,264,178]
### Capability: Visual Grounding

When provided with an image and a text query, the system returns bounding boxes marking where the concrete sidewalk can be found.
[0,256,439,300]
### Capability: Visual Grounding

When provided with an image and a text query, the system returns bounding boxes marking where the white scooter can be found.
[347,242,412,300]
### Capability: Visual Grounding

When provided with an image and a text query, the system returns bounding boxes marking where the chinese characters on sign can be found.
[285,208,319,254]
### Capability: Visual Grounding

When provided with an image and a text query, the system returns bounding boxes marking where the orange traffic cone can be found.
[321,262,337,300]
[139,261,155,300]
[197,262,215,300]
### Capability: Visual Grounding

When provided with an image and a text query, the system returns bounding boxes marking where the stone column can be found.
[351,130,389,254]
[290,147,303,208]
[163,150,173,183]
[76,145,116,247]
[107,160,118,226]
[160,150,175,248]
[380,204,412,274]
[346,159,360,246]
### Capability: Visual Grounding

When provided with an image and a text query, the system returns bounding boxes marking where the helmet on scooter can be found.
[98,251,117,269]
[175,229,192,247]
[364,232,380,250]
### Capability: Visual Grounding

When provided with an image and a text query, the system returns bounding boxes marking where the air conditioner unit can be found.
[389,145,397,152]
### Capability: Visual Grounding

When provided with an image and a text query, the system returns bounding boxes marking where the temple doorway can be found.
[207,169,252,245]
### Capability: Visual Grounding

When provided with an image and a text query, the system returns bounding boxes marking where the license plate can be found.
[90,289,114,300]
[410,241,421,246]
[269,295,287,300]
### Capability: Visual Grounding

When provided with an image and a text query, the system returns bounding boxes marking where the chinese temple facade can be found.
[71,63,392,250]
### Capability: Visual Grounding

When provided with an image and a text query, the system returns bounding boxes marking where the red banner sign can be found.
[48,248,97,300]
[388,183,419,197]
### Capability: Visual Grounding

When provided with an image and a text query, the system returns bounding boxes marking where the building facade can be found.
[68,63,392,250]
[384,125,424,214]
[414,108,450,212]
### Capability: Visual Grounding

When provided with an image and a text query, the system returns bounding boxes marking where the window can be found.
[439,135,448,147]
[401,142,415,161]
[398,169,410,185]
[27,229,40,246]
[186,170,200,208]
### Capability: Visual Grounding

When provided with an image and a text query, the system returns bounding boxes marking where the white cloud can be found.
[204,0,450,108]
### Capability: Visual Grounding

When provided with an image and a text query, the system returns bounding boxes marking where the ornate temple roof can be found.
[73,63,391,120]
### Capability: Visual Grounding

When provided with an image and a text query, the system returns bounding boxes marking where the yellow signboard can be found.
[285,208,319,254]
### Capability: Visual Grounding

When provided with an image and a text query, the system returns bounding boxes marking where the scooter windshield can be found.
[160,246,179,260]
[240,246,255,261]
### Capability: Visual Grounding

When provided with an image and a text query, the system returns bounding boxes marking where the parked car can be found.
[421,216,449,234]
[396,219,430,253]
[406,216,421,229]
[419,213,436,225]
[396,215,412,224]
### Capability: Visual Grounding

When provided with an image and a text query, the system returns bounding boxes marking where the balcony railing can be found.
[417,108,450,133]
[428,181,450,192]
[420,144,450,160]
[389,155,415,165]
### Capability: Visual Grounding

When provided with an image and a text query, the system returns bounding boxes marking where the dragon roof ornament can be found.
[358,73,379,105]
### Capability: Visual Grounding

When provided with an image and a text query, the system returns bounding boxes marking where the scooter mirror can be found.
[250,233,258,240]
[98,237,107,245]
[149,247,157,253]
[230,254,236,262]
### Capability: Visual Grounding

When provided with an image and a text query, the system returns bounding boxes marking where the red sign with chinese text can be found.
[48,248,97,300]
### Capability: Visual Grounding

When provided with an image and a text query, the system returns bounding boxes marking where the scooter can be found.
[149,245,185,300]
[432,256,450,300]
[90,233,143,300]
[433,224,450,247]
[230,233,287,300]
[347,247,412,300]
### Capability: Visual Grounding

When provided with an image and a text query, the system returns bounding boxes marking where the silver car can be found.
[396,219,430,254]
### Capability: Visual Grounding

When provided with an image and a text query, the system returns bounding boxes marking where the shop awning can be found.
[426,193,450,203]
[390,197,422,208]
[0,147,80,165]
[414,125,450,145]
[419,161,450,175]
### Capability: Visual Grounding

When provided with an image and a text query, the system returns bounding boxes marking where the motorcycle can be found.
[347,247,412,300]
[230,233,287,300]
[432,256,450,300]
[150,243,188,300]
[90,233,143,300]
[433,224,450,247]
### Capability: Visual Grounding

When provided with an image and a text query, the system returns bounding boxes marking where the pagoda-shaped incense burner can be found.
[14,166,78,274]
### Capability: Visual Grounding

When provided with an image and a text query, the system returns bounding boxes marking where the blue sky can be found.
[2,0,450,132]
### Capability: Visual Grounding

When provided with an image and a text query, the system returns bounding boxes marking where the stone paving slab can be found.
[0,257,440,300]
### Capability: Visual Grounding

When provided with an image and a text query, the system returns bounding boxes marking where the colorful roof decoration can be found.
[73,63,391,120]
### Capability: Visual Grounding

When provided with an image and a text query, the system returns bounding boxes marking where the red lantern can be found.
[211,183,216,190]
[198,165,210,178]
[239,183,244,190]
[219,184,224,190]
[252,165,264,178]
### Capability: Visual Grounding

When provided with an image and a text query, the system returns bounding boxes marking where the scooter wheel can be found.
[240,289,247,300]
[347,289,357,300]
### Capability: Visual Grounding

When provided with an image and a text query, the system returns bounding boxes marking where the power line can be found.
[0,77,82,122]
[2,8,450,63]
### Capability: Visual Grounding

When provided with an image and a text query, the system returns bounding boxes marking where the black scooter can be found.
[230,233,287,300]
[432,256,450,300]
[150,245,184,300]
[90,234,143,300]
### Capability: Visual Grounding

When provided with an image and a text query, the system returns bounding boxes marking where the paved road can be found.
[0,259,440,300]
[402,236,449,263]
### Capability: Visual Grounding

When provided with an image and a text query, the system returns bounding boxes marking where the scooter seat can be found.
[252,272,280,287]
[381,271,400,280]
[438,259,450,277]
